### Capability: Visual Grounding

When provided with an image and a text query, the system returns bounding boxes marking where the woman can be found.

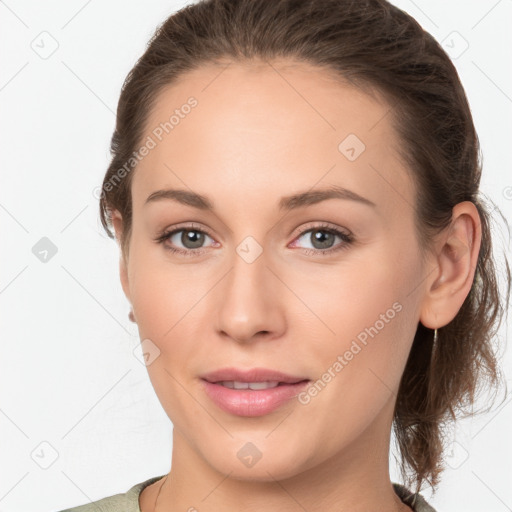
[59,0,510,510]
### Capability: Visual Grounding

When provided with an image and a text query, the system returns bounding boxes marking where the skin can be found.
[110,59,481,512]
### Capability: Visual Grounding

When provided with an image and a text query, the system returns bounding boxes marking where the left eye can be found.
[292,227,352,253]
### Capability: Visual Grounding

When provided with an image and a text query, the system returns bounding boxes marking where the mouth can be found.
[199,367,310,417]
[200,367,309,385]
[211,380,305,390]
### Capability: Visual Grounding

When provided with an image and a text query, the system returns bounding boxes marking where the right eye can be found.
[154,224,218,256]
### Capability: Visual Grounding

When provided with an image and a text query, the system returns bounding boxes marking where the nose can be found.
[214,248,286,344]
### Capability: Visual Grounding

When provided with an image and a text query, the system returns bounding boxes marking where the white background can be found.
[1,1,511,511]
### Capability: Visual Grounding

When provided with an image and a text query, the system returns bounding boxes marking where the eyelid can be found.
[292,221,352,238]
[158,221,216,240]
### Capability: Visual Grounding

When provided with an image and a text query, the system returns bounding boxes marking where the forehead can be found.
[131,59,415,220]
[145,58,390,140]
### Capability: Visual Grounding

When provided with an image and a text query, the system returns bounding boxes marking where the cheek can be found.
[128,240,209,333]
[297,243,420,400]
[289,249,409,347]
[126,247,203,390]
[296,278,417,452]
[128,257,206,427]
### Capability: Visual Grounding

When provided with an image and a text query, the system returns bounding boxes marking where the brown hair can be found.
[99,0,511,495]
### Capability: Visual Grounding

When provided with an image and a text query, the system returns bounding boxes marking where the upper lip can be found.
[201,367,309,384]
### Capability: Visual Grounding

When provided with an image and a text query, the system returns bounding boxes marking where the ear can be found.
[419,201,482,329]
[110,209,131,305]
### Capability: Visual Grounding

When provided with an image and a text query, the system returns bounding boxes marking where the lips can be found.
[200,367,309,385]
[200,367,310,417]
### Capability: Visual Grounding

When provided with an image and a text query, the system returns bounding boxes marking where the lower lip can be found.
[201,379,310,417]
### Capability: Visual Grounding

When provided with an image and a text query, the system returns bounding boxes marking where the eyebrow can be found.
[144,185,376,211]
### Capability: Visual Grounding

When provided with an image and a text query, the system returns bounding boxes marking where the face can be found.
[115,59,428,481]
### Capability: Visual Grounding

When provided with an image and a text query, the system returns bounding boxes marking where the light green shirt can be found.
[57,476,437,511]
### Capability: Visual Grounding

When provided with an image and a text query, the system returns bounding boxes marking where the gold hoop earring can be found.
[433,328,438,346]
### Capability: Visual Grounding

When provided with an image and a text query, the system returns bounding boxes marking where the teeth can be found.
[220,381,280,390]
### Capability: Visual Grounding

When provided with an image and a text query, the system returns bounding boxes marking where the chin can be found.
[201,438,313,482]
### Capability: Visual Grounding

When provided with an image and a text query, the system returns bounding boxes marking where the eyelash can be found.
[154,222,354,257]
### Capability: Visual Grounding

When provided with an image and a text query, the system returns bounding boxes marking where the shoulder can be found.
[392,482,438,512]
[56,475,166,512]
